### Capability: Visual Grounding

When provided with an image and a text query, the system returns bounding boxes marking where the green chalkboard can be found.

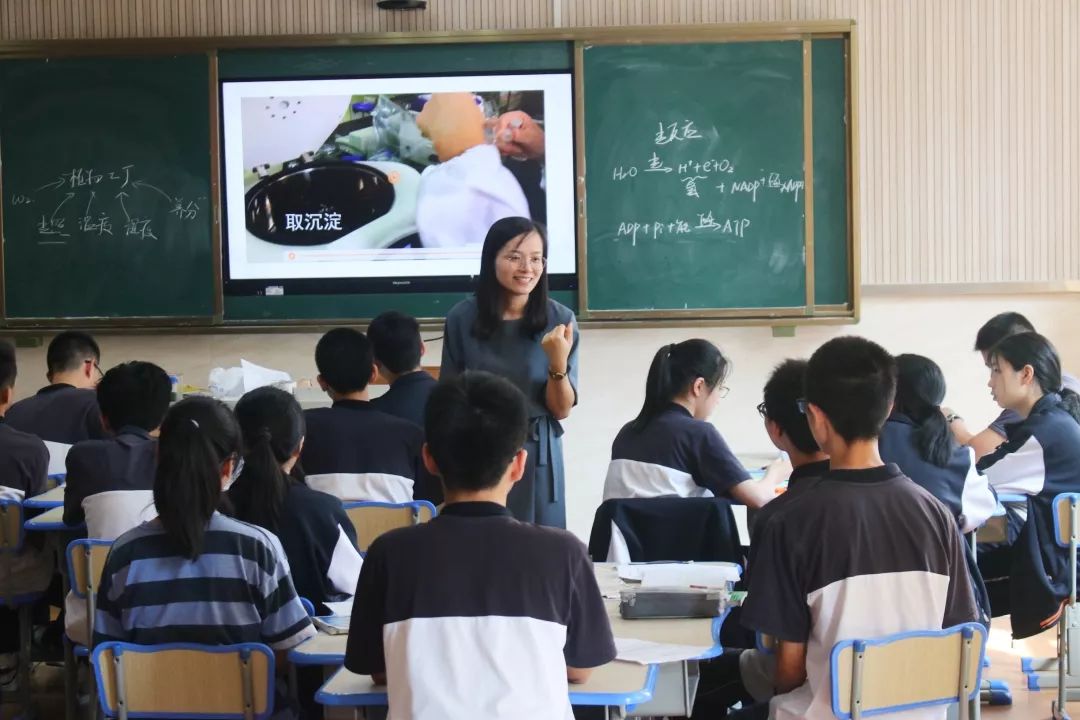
[0,54,215,321]
[582,39,852,315]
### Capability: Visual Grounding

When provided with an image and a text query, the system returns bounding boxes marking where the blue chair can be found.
[92,642,275,719]
[0,499,48,715]
[829,623,986,720]
[299,597,316,618]
[341,500,437,552]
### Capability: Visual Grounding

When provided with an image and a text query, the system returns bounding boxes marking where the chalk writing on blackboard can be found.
[10,164,203,245]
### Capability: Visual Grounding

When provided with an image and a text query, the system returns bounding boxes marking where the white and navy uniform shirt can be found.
[879,414,996,533]
[6,383,106,444]
[0,417,52,595]
[63,427,157,531]
[605,404,750,500]
[345,502,616,720]
[989,372,1080,437]
[741,464,978,720]
[301,400,426,503]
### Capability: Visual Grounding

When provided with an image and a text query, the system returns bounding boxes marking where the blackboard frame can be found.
[0,21,857,330]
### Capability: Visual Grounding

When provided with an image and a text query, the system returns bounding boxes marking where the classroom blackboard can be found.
[0,54,216,322]
[581,38,852,316]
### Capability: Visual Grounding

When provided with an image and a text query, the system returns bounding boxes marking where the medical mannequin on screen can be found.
[415,93,530,248]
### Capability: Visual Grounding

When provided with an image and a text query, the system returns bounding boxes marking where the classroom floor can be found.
[1,616,1077,719]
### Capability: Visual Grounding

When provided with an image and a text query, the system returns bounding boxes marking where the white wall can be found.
[6,292,1078,540]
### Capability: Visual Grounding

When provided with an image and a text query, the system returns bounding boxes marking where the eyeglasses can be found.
[500,253,546,270]
[717,385,730,399]
[796,398,809,415]
[85,359,104,379]
[756,401,768,418]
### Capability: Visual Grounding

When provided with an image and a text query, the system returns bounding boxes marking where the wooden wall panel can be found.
[1,0,1077,285]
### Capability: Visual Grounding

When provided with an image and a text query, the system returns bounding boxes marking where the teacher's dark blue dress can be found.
[440,297,579,528]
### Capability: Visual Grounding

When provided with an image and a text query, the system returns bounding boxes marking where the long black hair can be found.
[630,339,729,432]
[894,354,955,467]
[990,332,1080,423]
[472,216,550,340]
[154,397,242,560]
[228,387,306,534]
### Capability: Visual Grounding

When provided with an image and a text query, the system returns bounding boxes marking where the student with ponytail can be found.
[93,397,315,653]
[975,332,1080,635]
[604,339,788,507]
[229,386,362,614]
[878,354,996,533]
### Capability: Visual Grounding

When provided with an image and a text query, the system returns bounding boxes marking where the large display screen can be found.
[220,72,576,295]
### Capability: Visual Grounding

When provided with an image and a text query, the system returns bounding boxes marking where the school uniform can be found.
[230,481,363,615]
[346,501,616,720]
[93,512,315,650]
[988,371,1080,438]
[5,384,106,444]
[741,464,978,720]
[879,413,996,533]
[301,400,427,503]
[0,418,52,654]
[62,427,157,532]
[976,393,1080,636]
[370,370,437,428]
[605,404,750,500]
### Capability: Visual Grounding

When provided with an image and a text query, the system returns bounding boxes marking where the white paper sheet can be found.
[240,359,292,392]
[617,562,741,587]
[323,598,355,617]
[614,637,709,665]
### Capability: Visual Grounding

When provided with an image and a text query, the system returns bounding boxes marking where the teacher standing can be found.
[441,216,579,528]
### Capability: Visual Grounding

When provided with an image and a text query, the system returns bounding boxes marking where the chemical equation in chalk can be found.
[615,214,752,246]
[10,165,203,245]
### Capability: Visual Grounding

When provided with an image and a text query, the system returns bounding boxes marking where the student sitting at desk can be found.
[368,310,437,427]
[739,337,978,720]
[879,354,995,533]
[301,328,431,504]
[604,339,788,507]
[945,312,1080,459]
[93,397,315,654]
[6,330,107,444]
[346,371,615,720]
[228,386,363,615]
[62,361,170,535]
[974,332,1080,635]
[0,340,52,691]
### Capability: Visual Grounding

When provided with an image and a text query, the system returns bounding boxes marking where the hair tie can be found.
[666,343,677,358]
[257,427,273,442]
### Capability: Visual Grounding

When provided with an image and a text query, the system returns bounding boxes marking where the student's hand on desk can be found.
[489,111,545,161]
[416,92,487,163]
[541,323,574,371]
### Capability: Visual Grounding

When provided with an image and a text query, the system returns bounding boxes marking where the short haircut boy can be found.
[47,330,100,376]
[805,336,897,442]
[368,311,423,376]
[97,362,172,432]
[315,328,373,394]
[424,371,528,491]
[763,359,819,454]
[974,312,1035,353]
[0,340,17,390]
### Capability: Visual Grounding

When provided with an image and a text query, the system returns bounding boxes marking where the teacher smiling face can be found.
[439,217,580,527]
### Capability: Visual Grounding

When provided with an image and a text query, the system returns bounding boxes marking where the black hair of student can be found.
[367,311,423,376]
[315,327,374,394]
[472,216,550,341]
[0,340,17,391]
[96,361,171,432]
[762,359,819,454]
[630,339,729,432]
[989,332,1080,424]
[154,397,242,560]
[424,371,528,491]
[893,354,956,467]
[974,312,1035,353]
[46,330,100,376]
[805,336,897,442]
[229,386,305,535]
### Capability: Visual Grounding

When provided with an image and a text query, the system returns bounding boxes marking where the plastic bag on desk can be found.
[208,367,244,399]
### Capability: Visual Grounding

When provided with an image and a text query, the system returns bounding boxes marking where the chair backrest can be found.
[343,500,437,552]
[66,539,113,644]
[306,473,415,504]
[1052,493,1080,549]
[82,490,156,541]
[0,499,26,553]
[92,642,275,720]
[829,623,986,720]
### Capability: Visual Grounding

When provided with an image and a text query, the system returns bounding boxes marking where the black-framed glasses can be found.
[717,385,730,399]
[796,398,809,415]
[86,359,104,380]
[756,401,768,418]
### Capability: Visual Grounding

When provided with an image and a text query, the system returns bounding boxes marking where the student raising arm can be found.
[604,339,789,508]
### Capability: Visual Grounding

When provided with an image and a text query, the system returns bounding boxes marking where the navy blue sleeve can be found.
[345,538,388,675]
[740,515,811,643]
[564,539,615,668]
[693,425,752,496]
[63,445,92,526]
[987,408,1020,439]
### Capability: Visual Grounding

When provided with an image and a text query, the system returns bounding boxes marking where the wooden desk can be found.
[24,485,65,510]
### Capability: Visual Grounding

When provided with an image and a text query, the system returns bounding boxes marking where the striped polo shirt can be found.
[345,501,616,720]
[93,512,315,650]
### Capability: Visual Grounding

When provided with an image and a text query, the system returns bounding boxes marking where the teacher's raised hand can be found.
[541,323,574,371]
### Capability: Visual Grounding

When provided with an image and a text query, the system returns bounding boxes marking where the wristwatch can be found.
[548,367,568,381]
